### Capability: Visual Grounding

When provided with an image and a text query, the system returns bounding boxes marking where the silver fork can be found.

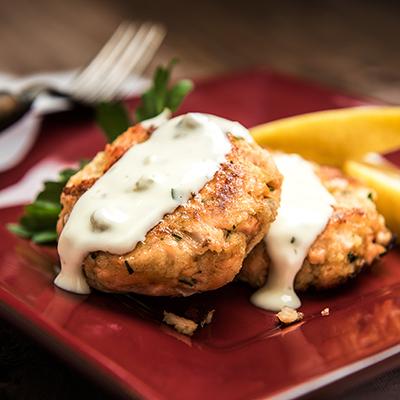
[70,21,166,103]
[0,21,166,132]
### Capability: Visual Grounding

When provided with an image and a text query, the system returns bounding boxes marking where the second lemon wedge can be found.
[250,106,400,167]
[343,158,400,239]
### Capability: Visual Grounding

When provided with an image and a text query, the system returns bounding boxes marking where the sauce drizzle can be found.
[251,154,335,311]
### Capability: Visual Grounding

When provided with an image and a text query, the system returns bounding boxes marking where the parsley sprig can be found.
[7,166,81,243]
[135,59,193,122]
[96,59,193,142]
[8,60,193,244]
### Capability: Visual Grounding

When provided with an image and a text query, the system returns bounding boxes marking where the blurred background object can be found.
[1,0,400,399]
[1,0,400,102]
[0,21,165,172]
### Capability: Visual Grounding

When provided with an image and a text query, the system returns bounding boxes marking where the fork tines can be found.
[70,21,166,103]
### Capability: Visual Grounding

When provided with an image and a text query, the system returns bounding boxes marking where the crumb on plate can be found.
[163,311,198,336]
[163,308,215,335]
[200,309,215,327]
[321,307,330,316]
[276,306,304,325]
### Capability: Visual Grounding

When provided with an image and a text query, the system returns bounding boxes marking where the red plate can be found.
[0,69,399,400]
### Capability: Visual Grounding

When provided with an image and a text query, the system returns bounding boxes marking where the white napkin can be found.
[0,158,76,209]
[0,70,149,173]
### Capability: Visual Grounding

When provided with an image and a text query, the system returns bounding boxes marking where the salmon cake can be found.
[57,114,282,296]
[240,164,392,291]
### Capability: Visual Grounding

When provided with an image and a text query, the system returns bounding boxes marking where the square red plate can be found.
[0,69,399,400]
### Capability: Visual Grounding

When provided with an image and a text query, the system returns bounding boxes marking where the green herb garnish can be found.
[7,162,86,244]
[95,59,193,141]
[135,59,193,122]
[178,277,197,287]
[171,188,177,200]
[347,252,358,263]
[95,101,132,142]
[172,233,182,241]
[124,260,134,275]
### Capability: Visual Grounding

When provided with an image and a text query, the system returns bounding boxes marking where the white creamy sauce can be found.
[141,109,253,142]
[55,113,250,294]
[140,108,172,129]
[205,115,253,142]
[251,154,335,312]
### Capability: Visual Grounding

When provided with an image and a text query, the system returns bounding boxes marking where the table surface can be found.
[0,0,399,399]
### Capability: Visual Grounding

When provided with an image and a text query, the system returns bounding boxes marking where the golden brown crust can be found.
[239,164,393,291]
[58,124,282,296]
[57,125,151,233]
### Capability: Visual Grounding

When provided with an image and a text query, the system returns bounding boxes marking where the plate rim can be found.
[2,288,399,400]
[1,68,399,399]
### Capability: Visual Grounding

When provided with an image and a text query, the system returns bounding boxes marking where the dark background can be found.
[1,0,400,102]
[1,0,400,398]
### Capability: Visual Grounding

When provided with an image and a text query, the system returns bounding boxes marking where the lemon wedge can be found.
[343,158,400,238]
[250,106,400,167]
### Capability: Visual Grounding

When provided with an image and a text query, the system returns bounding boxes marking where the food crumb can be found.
[163,311,198,336]
[321,307,330,316]
[200,309,215,327]
[276,306,304,325]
